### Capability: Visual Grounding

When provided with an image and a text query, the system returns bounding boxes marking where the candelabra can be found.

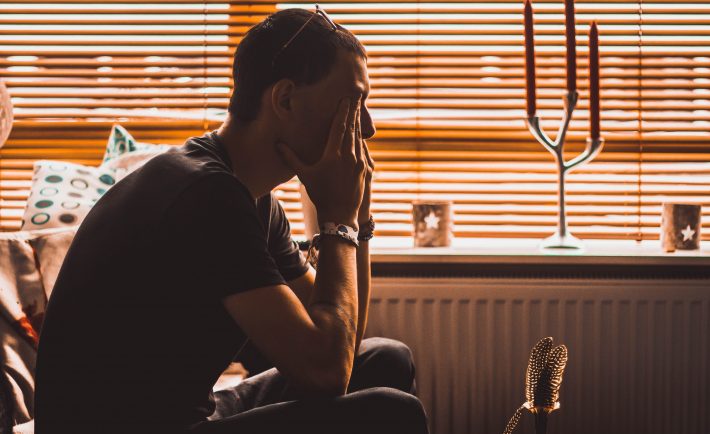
[523,0,603,250]
[526,92,604,250]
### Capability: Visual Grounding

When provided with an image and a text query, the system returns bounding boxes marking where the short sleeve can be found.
[267,194,310,282]
[165,174,286,299]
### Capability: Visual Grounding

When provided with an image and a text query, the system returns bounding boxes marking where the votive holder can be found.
[412,201,453,248]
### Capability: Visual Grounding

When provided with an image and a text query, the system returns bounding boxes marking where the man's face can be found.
[285,49,375,166]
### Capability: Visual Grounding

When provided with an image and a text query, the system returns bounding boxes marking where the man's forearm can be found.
[302,238,369,352]
[306,236,359,393]
[355,239,371,352]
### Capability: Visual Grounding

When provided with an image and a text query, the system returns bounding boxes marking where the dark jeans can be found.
[189,337,429,434]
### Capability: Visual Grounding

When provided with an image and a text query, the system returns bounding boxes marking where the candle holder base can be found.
[539,232,584,250]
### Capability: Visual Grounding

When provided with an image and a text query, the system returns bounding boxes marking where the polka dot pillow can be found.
[21,160,117,230]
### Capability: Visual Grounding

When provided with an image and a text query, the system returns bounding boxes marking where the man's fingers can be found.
[325,98,351,158]
[364,141,375,170]
[354,105,363,162]
[342,97,361,156]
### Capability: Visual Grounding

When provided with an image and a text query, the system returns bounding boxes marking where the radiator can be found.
[365,276,710,434]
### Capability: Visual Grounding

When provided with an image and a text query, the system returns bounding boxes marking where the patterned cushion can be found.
[102,125,172,181]
[20,126,172,231]
[20,161,116,231]
[101,124,140,164]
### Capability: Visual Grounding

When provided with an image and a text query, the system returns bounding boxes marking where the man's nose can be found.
[361,106,376,140]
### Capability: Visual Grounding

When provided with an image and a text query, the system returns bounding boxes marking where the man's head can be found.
[228,8,375,165]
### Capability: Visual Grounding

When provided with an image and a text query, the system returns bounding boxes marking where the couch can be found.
[1,226,78,433]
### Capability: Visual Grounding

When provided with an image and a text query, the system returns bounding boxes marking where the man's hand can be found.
[277,98,367,230]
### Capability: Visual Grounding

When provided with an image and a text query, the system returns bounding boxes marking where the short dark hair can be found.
[228,8,367,122]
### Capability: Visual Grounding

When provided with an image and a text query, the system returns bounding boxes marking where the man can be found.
[35,7,429,434]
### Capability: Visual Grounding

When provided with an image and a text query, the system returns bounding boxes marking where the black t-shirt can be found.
[35,133,309,432]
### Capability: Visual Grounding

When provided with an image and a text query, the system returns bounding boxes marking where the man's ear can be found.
[271,79,296,120]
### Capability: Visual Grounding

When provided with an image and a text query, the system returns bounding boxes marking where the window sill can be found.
[369,237,710,265]
[367,237,710,279]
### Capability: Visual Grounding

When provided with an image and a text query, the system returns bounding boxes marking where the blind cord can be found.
[637,0,643,242]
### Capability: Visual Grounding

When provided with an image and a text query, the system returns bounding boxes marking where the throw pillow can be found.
[101,124,140,164]
[101,125,172,181]
[20,161,116,231]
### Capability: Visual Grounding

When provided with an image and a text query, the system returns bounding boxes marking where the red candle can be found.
[564,0,577,96]
[589,22,600,141]
[523,0,537,117]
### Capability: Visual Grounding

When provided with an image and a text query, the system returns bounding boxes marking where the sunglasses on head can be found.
[271,4,338,68]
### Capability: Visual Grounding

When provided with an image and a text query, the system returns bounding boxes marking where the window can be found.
[1,0,708,241]
[0,1,234,230]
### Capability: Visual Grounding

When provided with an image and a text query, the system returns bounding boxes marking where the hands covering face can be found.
[278,97,374,231]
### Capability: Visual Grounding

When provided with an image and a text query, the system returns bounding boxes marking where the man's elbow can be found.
[297,311,356,397]
[309,371,349,397]
[295,357,352,398]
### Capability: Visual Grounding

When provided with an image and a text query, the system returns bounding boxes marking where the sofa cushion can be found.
[27,227,78,300]
[0,233,45,342]
[0,227,78,427]
[1,364,17,433]
[21,161,117,231]
[0,233,45,425]
[102,125,172,181]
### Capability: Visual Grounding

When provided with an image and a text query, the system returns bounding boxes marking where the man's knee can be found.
[353,387,428,434]
[366,387,425,417]
[361,337,415,373]
[358,337,416,392]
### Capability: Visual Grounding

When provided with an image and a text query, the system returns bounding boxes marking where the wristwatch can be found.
[358,215,375,241]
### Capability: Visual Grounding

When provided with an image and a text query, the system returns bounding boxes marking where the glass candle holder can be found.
[661,203,701,252]
[412,201,453,247]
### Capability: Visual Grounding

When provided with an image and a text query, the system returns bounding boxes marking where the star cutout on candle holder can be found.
[424,211,440,230]
[681,225,696,242]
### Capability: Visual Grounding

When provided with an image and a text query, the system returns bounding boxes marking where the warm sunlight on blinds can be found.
[1,0,708,240]
[0,0,234,230]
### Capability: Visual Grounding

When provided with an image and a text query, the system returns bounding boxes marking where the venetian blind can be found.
[1,0,709,241]
[0,0,235,230]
